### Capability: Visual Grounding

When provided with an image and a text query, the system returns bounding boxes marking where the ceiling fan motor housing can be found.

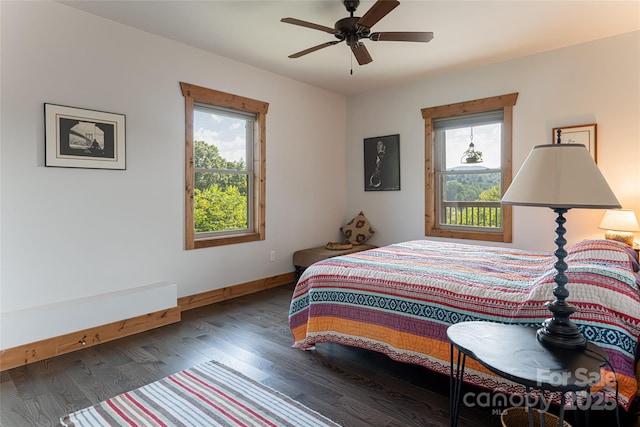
[334,17,370,45]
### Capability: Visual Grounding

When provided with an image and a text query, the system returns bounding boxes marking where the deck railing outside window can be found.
[441,201,502,228]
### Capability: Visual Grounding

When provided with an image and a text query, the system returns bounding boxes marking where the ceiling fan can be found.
[281,0,434,66]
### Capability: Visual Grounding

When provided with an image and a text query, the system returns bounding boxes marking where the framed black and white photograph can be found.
[364,134,400,191]
[552,123,597,162]
[45,103,126,169]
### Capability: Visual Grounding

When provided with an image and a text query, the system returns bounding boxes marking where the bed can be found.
[289,239,640,411]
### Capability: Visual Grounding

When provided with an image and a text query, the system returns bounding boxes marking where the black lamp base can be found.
[535,208,588,351]
[537,319,587,350]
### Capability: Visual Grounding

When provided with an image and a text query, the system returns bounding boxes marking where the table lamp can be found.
[502,138,620,349]
[598,209,639,246]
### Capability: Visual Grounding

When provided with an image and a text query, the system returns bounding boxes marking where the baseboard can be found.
[0,307,181,372]
[0,272,296,372]
[178,271,296,311]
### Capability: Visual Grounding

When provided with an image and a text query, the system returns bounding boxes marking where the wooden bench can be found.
[293,244,377,280]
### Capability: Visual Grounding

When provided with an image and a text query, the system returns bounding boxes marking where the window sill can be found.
[426,228,511,243]
[191,232,262,249]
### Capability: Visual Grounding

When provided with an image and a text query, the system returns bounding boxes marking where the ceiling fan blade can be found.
[370,32,434,42]
[357,0,400,29]
[281,18,336,34]
[288,41,341,59]
[351,42,373,65]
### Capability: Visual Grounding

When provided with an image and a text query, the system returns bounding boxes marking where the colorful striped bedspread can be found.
[289,239,640,410]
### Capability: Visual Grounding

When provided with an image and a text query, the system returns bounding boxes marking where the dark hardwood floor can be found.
[1,283,637,427]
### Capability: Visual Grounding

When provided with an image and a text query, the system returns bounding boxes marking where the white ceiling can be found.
[59,0,640,96]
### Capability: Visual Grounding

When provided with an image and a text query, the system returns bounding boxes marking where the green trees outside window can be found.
[193,140,248,233]
[443,172,502,228]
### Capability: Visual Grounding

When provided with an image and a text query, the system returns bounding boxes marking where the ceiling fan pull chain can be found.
[350,52,354,75]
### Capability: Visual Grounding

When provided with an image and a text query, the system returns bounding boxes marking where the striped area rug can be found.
[61,360,340,427]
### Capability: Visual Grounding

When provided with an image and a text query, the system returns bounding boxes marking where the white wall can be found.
[346,31,640,252]
[2,2,638,350]
[0,1,347,348]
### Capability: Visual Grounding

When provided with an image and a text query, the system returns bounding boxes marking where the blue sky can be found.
[193,110,247,163]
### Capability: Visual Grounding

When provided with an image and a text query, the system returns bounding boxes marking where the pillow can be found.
[340,211,374,245]
[566,239,637,271]
[623,245,639,272]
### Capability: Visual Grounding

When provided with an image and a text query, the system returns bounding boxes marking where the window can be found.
[180,82,268,249]
[421,93,518,243]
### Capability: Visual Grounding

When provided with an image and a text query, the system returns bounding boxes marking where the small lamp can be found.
[598,209,639,246]
[502,138,620,350]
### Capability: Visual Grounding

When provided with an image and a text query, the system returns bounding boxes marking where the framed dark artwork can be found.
[364,134,400,191]
[552,123,597,162]
[45,103,126,169]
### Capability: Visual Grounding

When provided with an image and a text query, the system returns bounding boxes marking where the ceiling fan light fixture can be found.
[346,34,359,47]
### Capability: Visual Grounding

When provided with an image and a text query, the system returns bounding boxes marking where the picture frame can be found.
[552,123,597,162]
[364,134,400,191]
[45,103,126,169]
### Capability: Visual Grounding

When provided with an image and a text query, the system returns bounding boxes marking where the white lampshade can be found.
[598,209,640,231]
[598,209,639,246]
[502,144,621,209]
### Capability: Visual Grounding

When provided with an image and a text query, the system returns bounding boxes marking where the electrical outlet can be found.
[269,250,276,262]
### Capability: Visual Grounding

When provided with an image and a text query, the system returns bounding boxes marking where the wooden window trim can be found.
[180,82,268,249]
[421,93,518,243]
